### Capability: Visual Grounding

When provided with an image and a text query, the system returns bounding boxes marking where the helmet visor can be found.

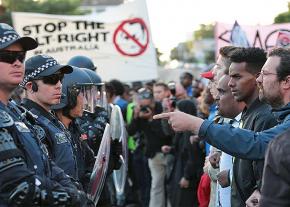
[79,83,110,113]
[95,84,108,108]
[79,84,98,114]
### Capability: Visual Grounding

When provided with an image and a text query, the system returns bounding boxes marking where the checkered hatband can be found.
[19,60,58,87]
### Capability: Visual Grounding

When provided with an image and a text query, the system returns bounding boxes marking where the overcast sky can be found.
[146,0,289,55]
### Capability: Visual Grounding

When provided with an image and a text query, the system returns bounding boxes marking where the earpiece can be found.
[32,82,38,92]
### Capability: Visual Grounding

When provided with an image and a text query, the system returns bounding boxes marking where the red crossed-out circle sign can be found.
[277,31,290,47]
[113,18,149,57]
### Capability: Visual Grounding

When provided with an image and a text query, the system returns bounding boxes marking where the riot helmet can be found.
[52,66,97,114]
[81,68,108,110]
[68,55,96,71]
[82,68,102,84]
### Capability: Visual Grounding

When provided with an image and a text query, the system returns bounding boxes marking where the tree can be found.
[169,24,214,63]
[193,24,215,64]
[0,5,12,25]
[274,2,290,23]
[0,0,86,24]
[204,50,215,64]
[193,24,214,40]
[170,40,196,62]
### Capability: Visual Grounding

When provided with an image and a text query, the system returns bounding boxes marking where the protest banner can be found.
[215,21,290,56]
[12,0,157,82]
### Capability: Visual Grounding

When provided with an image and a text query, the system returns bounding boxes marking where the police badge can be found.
[33,125,46,141]
[54,133,68,144]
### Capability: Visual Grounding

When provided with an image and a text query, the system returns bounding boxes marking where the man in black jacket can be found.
[128,88,171,207]
[227,47,277,207]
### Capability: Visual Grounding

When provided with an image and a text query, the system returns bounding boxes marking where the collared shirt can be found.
[231,113,242,127]
[22,98,61,127]
[216,113,241,207]
[229,113,242,181]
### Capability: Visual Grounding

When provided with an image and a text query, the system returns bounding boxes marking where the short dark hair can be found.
[105,82,115,99]
[109,79,124,96]
[268,47,290,81]
[153,82,169,90]
[229,47,267,75]
[132,81,143,92]
[180,72,193,80]
[219,46,239,74]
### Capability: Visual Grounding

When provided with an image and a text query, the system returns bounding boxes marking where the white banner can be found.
[12,0,158,82]
[215,21,290,56]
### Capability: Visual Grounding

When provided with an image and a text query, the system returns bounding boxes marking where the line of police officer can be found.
[0,23,121,206]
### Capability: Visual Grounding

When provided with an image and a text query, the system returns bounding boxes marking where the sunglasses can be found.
[0,50,26,64]
[39,73,64,85]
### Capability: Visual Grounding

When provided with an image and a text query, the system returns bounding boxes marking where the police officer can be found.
[68,56,109,153]
[20,55,80,181]
[77,68,108,153]
[52,67,96,192]
[0,23,87,207]
[80,68,122,168]
[68,57,123,206]
[68,58,122,170]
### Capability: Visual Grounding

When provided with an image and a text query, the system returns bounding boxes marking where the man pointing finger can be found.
[153,111,204,133]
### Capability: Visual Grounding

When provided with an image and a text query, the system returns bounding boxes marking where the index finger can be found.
[153,112,172,120]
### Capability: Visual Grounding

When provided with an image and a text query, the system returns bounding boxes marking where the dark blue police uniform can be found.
[22,98,79,180]
[0,101,82,206]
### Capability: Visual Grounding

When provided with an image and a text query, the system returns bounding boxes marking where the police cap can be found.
[0,23,38,51]
[20,55,73,87]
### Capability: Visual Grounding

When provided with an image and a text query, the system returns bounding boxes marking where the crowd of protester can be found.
[104,72,206,207]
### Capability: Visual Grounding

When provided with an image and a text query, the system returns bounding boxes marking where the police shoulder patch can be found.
[55,133,68,144]
[0,110,14,128]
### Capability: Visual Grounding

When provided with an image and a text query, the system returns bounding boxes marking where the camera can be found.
[168,82,176,96]
[167,82,177,108]
[140,106,150,113]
